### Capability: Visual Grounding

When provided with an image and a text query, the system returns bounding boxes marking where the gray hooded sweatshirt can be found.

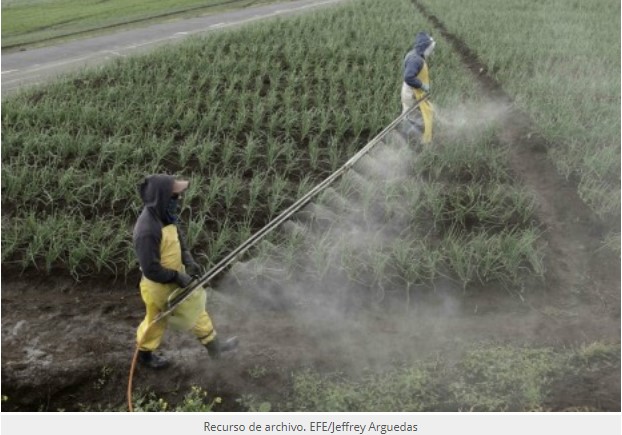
[133,174,190,284]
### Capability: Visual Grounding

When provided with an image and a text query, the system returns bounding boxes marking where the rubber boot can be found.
[138,350,170,369]
[205,336,239,360]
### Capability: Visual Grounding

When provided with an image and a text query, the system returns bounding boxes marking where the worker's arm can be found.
[135,233,179,284]
[177,224,190,255]
[177,225,202,277]
[403,54,424,89]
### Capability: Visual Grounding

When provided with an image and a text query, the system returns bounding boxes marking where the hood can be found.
[414,32,433,56]
[139,174,175,223]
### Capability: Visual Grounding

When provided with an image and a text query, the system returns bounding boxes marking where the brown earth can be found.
[1,4,620,412]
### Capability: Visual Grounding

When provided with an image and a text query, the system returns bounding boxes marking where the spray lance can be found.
[127,93,430,411]
[164,92,431,313]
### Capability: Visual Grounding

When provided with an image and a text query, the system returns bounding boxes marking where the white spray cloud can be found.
[435,99,512,140]
[210,98,519,369]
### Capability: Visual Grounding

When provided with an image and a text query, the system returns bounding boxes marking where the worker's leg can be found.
[410,108,425,132]
[192,310,217,345]
[136,280,171,351]
[420,100,434,144]
[193,309,239,359]
[401,82,427,143]
[401,83,415,114]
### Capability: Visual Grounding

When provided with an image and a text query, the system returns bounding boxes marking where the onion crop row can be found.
[236,124,544,303]
[1,0,431,278]
[419,0,621,226]
[2,0,545,291]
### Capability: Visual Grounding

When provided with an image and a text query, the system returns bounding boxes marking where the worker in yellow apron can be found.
[133,174,238,369]
[401,32,436,144]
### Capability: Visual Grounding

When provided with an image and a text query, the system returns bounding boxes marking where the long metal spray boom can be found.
[163,94,429,314]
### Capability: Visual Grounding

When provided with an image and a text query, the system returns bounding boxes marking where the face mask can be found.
[165,195,180,223]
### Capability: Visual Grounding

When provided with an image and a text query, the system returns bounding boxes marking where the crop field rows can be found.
[1,0,545,291]
[416,0,620,228]
[3,0,479,282]
[1,0,619,412]
[225,123,543,314]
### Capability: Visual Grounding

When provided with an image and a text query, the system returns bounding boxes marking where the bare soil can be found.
[1,4,619,412]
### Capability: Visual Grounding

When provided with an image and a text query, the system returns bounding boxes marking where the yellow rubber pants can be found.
[136,279,217,352]
[401,83,433,144]
[414,93,434,144]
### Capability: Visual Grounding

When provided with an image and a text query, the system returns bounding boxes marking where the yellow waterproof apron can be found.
[411,62,434,144]
[136,225,216,351]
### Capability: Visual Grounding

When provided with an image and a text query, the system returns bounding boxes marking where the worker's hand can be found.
[175,271,194,288]
[421,83,430,93]
[182,251,202,277]
[185,261,202,278]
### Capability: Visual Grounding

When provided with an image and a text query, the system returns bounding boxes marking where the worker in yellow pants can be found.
[133,174,238,369]
[136,272,216,353]
[401,31,436,144]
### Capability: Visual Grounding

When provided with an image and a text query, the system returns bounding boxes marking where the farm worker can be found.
[401,31,436,143]
[133,174,238,369]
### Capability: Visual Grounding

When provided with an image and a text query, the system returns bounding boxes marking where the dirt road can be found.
[1,0,345,97]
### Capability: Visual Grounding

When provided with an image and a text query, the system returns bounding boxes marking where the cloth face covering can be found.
[165,196,179,223]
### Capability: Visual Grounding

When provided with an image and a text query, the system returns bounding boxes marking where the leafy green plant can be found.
[2,0,543,293]
[128,387,220,412]
[419,0,620,228]
[447,346,560,411]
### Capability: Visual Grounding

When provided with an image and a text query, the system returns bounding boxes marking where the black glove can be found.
[182,251,202,277]
[175,271,194,288]
[185,260,202,277]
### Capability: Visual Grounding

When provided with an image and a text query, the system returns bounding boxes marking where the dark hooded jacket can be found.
[133,174,190,284]
[403,32,434,89]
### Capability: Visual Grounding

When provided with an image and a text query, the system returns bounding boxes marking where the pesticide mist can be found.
[207,99,531,372]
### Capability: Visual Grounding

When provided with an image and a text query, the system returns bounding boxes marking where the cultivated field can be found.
[417,0,620,228]
[1,0,619,412]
